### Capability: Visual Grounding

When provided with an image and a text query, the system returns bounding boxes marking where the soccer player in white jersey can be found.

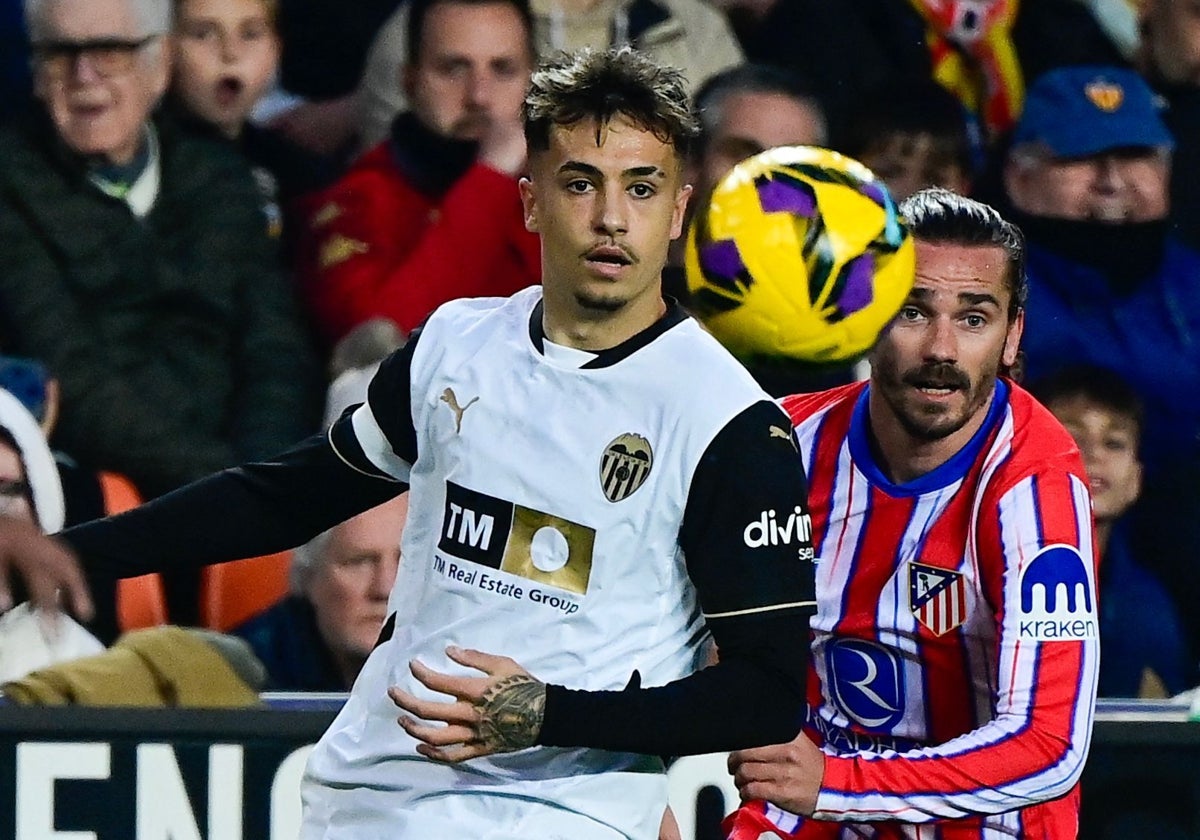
[61,48,818,838]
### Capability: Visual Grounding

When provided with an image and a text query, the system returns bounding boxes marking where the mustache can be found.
[902,362,970,391]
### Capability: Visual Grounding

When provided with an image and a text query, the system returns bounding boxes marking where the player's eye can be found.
[963,313,987,328]
[898,306,923,322]
[629,182,655,198]
[565,179,593,193]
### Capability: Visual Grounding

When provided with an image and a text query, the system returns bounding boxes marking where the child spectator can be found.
[169,0,338,235]
[1032,365,1194,697]
[841,79,975,203]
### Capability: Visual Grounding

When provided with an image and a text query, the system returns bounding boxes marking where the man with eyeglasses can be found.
[0,0,321,638]
[0,0,320,637]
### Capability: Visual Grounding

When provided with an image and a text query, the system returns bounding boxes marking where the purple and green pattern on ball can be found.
[837,254,876,316]
[755,174,817,216]
[700,238,746,283]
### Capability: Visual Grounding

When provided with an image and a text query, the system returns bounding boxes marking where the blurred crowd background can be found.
[0,0,1198,704]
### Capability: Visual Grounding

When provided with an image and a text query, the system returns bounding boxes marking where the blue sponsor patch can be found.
[1017,544,1097,641]
[826,638,904,730]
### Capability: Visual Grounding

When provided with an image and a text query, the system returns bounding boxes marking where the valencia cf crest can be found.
[600,433,653,502]
[909,562,967,636]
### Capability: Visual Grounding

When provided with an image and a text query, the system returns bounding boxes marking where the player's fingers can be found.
[445,645,519,676]
[408,659,488,700]
[415,740,492,764]
[735,780,780,804]
[728,743,784,774]
[398,716,477,746]
[388,686,480,724]
[30,562,94,622]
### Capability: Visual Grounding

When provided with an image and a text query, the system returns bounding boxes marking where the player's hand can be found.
[388,645,545,763]
[0,517,93,620]
[727,730,826,816]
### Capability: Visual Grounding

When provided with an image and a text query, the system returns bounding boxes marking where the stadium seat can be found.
[199,551,292,632]
[100,472,169,631]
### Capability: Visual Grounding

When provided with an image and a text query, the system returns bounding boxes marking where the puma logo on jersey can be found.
[769,425,790,440]
[440,388,479,434]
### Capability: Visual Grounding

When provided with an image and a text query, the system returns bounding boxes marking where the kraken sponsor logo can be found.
[600,433,653,502]
[1017,544,1097,641]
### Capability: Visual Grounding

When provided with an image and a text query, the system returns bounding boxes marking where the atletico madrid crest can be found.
[600,433,653,502]
[909,561,967,636]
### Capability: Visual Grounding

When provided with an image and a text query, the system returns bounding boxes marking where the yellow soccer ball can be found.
[685,146,915,364]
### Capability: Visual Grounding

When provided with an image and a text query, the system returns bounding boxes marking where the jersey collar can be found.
[848,378,1010,497]
[528,297,690,369]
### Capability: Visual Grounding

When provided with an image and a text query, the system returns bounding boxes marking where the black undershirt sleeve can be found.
[60,335,423,585]
[538,400,817,755]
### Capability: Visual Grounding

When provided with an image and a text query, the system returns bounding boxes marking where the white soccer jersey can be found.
[301,287,814,839]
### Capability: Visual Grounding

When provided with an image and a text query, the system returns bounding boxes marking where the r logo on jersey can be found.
[909,562,967,636]
[600,433,653,502]
[826,638,904,730]
[1018,544,1097,641]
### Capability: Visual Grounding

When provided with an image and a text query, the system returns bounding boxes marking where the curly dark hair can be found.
[523,47,698,158]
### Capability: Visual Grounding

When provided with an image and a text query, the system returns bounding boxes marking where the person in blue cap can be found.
[1001,64,1200,670]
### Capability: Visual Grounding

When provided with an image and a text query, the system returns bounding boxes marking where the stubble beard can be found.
[876,357,995,444]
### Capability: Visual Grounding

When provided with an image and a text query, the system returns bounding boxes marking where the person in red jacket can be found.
[295,0,540,344]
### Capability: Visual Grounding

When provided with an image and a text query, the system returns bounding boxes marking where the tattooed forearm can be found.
[476,675,546,753]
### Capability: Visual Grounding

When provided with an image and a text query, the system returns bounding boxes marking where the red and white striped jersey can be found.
[730,379,1100,840]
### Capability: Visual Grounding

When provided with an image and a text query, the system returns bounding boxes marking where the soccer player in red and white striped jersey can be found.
[725,189,1099,840]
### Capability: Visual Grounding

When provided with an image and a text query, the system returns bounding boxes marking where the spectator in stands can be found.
[668,63,826,300]
[168,0,340,235]
[842,79,974,203]
[356,0,743,150]
[1002,64,1200,666]
[1032,365,1192,698]
[233,494,408,691]
[0,0,322,623]
[1138,0,1200,250]
[1004,66,1195,471]
[293,0,541,344]
[677,63,852,397]
[0,388,103,682]
[688,64,826,214]
[0,0,320,499]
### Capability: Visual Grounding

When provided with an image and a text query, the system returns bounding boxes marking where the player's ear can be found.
[1002,308,1024,369]
[670,183,692,240]
[519,177,539,233]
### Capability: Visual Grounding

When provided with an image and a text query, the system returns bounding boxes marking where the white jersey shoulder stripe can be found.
[349,402,413,482]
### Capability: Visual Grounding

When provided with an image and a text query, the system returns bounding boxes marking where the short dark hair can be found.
[842,80,975,178]
[405,0,534,65]
[691,63,827,154]
[1029,364,1144,441]
[523,47,698,159]
[898,188,1027,320]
